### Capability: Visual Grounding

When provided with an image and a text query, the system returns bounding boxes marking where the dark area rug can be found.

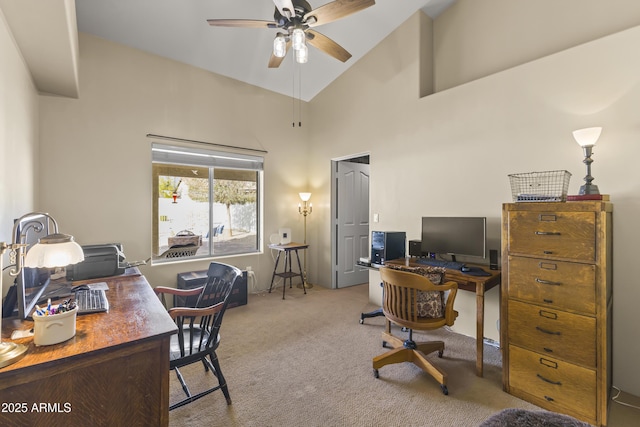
[479,408,593,427]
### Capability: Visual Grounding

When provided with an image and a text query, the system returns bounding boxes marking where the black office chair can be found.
[154,262,242,410]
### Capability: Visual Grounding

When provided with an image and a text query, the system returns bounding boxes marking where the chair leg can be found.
[381,331,405,349]
[174,367,192,400]
[373,347,413,371]
[209,353,232,405]
[415,340,445,357]
[413,349,449,394]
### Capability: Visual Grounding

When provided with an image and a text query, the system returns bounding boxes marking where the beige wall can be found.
[3,0,640,398]
[0,8,39,290]
[434,0,640,91]
[309,12,640,395]
[38,33,311,292]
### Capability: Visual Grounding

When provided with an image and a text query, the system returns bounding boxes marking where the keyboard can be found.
[415,258,465,270]
[75,289,109,314]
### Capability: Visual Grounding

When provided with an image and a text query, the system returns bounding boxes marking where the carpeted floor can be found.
[168,283,541,427]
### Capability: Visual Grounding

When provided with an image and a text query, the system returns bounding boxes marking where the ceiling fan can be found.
[207,0,376,68]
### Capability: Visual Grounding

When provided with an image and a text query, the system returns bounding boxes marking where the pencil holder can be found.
[32,306,78,346]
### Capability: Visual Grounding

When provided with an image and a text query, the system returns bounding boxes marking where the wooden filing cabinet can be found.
[501,201,612,426]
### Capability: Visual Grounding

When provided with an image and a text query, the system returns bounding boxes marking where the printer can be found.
[66,243,127,281]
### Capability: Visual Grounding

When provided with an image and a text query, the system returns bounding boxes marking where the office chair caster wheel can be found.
[373,369,379,378]
[359,318,364,324]
[438,350,444,358]
[441,385,448,395]
[382,341,389,349]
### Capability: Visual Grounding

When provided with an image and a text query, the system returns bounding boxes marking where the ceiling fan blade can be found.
[304,0,375,27]
[268,40,291,68]
[306,29,351,63]
[273,0,296,20]
[207,19,277,29]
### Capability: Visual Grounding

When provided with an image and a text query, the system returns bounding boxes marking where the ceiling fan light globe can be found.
[295,44,308,64]
[292,28,306,50]
[273,34,287,58]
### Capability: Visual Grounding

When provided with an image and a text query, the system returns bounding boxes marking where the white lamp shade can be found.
[573,127,602,147]
[299,192,312,202]
[24,235,85,268]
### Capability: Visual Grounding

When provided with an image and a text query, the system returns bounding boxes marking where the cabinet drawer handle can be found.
[544,395,555,402]
[535,231,561,236]
[536,326,561,335]
[538,310,558,320]
[539,214,558,222]
[537,374,562,386]
[536,278,562,286]
[539,357,558,368]
[543,347,554,353]
[539,262,558,270]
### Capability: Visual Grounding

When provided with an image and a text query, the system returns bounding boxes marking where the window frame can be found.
[151,142,263,264]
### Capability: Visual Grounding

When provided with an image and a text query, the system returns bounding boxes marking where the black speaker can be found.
[489,249,499,270]
[408,240,425,257]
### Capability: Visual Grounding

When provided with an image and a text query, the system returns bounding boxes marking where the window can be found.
[151,143,263,263]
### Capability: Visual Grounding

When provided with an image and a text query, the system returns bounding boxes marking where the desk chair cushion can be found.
[386,264,446,318]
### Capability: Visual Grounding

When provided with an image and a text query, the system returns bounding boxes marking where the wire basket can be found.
[508,170,572,202]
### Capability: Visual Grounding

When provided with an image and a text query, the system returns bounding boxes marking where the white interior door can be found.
[334,160,369,288]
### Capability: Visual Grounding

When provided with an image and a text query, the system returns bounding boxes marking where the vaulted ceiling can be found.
[1,0,454,101]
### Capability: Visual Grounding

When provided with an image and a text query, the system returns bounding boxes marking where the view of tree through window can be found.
[151,144,262,263]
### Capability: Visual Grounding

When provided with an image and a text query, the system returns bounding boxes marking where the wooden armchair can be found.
[372,266,459,395]
[154,262,242,410]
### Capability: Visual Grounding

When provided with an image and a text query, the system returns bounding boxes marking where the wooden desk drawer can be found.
[507,211,596,261]
[508,300,596,367]
[508,257,596,314]
[508,345,596,422]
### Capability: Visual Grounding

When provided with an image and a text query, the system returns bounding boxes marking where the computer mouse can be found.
[461,266,471,272]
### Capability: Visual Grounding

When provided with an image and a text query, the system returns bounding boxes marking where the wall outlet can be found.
[373,213,379,223]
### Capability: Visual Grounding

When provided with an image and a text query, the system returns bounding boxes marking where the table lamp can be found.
[0,212,84,368]
[572,127,602,195]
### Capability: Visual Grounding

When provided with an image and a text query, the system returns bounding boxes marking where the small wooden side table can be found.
[268,242,308,299]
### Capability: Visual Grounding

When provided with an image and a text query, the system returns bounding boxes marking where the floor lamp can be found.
[0,212,84,368]
[298,192,312,289]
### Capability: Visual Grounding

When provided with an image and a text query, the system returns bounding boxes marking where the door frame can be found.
[331,152,370,289]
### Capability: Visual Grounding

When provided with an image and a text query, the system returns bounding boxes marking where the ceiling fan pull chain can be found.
[292,55,296,127]
[298,65,302,127]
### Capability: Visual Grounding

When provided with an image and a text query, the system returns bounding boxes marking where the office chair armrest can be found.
[154,286,205,297]
[441,281,459,326]
[154,286,205,308]
[168,301,224,320]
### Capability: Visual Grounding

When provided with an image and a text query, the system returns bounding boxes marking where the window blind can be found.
[152,143,263,171]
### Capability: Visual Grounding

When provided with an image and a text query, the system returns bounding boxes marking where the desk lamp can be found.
[0,212,84,368]
[298,192,312,288]
[573,127,602,195]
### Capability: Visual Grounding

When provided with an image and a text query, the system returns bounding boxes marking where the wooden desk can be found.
[0,270,177,426]
[268,242,308,299]
[383,258,501,377]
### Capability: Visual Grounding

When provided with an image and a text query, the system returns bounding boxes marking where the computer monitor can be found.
[421,217,486,262]
[15,213,54,319]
